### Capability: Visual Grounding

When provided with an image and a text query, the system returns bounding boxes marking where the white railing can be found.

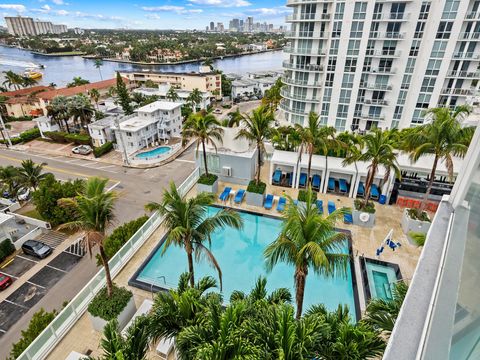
[17,168,200,360]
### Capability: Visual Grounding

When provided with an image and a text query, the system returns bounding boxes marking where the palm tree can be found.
[145,182,243,288]
[94,59,104,81]
[47,96,71,133]
[363,282,408,335]
[182,111,223,177]
[264,187,350,319]
[270,125,301,152]
[2,70,24,90]
[59,177,116,298]
[186,88,202,110]
[68,94,95,129]
[67,76,90,88]
[235,106,274,185]
[22,76,38,88]
[0,165,20,197]
[17,159,49,191]
[226,107,243,127]
[404,106,473,216]
[345,128,401,208]
[166,86,179,102]
[262,77,283,113]
[92,317,150,360]
[89,88,100,110]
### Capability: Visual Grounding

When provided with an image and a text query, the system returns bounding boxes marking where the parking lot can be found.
[0,233,84,337]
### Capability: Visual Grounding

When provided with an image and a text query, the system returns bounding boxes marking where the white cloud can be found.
[145,13,160,20]
[52,0,64,4]
[55,9,69,15]
[188,0,251,8]
[244,6,291,17]
[0,4,26,13]
[142,5,203,14]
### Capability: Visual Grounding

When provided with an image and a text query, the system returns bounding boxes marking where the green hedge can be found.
[4,115,33,123]
[298,189,317,202]
[247,180,266,195]
[0,136,23,145]
[93,142,113,158]
[0,239,15,263]
[44,131,69,143]
[19,128,41,142]
[65,133,91,145]
[198,173,218,185]
[88,285,133,321]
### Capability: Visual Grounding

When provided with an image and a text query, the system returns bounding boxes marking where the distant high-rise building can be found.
[229,18,240,31]
[246,16,253,32]
[5,16,67,36]
[33,20,53,35]
[209,22,214,31]
[239,19,244,30]
[217,22,224,32]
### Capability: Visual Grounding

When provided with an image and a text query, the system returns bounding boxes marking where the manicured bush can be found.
[64,133,91,145]
[247,180,266,195]
[0,239,15,263]
[0,136,22,145]
[298,189,317,202]
[407,208,431,222]
[408,231,426,246]
[198,173,218,186]
[19,128,41,142]
[4,115,33,123]
[93,141,113,158]
[88,285,133,321]
[44,131,68,143]
[354,199,376,214]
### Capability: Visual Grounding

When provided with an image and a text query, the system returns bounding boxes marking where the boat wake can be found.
[0,58,43,69]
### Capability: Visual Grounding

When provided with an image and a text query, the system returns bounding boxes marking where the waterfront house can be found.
[87,115,127,147]
[134,85,212,110]
[0,86,52,118]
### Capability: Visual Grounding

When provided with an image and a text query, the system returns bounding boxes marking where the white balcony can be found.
[359,83,393,90]
[281,88,320,102]
[369,31,405,39]
[282,61,323,71]
[372,12,410,20]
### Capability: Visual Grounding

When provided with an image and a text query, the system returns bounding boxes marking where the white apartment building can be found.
[282,0,480,131]
[111,101,182,155]
[133,85,212,110]
[5,16,68,36]
[34,21,54,35]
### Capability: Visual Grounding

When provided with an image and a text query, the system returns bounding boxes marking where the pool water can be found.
[135,207,357,317]
[365,262,398,300]
[135,146,172,159]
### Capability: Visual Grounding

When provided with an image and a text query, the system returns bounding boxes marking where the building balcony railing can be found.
[282,61,323,71]
[286,0,333,6]
[285,30,327,38]
[441,88,475,96]
[281,88,320,102]
[447,70,480,78]
[362,99,389,106]
[367,67,396,74]
[460,32,480,40]
[282,76,322,87]
[283,46,326,56]
[369,31,405,39]
[359,82,393,90]
[465,11,480,20]
[279,100,310,116]
[286,12,331,22]
[365,49,401,57]
[453,52,480,59]
[360,113,385,120]
[372,12,410,20]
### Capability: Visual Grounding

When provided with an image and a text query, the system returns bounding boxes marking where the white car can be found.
[72,145,93,155]
[17,187,30,201]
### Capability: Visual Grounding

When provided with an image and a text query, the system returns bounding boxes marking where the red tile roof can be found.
[38,78,130,101]
[0,86,52,97]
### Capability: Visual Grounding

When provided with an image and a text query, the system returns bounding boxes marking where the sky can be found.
[0,0,289,30]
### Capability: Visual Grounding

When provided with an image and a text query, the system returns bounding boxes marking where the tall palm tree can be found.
[345,128,401,208]
[235,106,274,185]
[59,177,116,298]
[68,94,95,129]
[182,111,223,177]
[2,70,24,90]
[89,88,101,110]
[166,86,179,102]
[295,111,323,185]
[270,125,301,152]
[94,59,104,81]
[145,182,243,288]
[363,281,408,335]
[17,159,49,191]
[264,187,349,319]
[404,106,473,216]
[187,88,203,110]
[47,96,71,133]
[262,77,283,113]
[226,107,243,127]
[22,76,38,88]
[67,76,90,88]
[0,165,20,197]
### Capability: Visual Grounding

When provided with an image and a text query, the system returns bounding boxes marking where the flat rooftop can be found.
[115,116,157,132]
[136,101,182,113]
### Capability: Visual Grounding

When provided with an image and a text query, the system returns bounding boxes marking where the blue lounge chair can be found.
[316,200,324,214]
[288,172,293,187]
[357,182,365,197]
[272,169,282,185]
[343,209,353,224]
[219,187,231,201]
[312,174,321,190]
[371,184,380,200]
[264,194,274,210]
[328,177,336,192]
[299,173,307,188]
[234,189,245,204]
[277,197,286,212]
[376,246,384,256]
[328,200,336,214]
[339,179,348,194]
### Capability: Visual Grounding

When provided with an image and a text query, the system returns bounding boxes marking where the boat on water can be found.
[24,69,43,79]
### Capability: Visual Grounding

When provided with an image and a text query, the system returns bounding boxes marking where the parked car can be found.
[72,145,93,155]
[22,240,52,259]
[0,273,12,290]
[17,187,30,201]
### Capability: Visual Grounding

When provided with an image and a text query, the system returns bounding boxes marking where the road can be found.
[0,146,196,226]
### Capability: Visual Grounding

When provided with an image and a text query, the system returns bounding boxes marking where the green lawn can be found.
[21,209,44,221]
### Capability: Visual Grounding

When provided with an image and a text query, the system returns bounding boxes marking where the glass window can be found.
[353,2,367,19]
[350,21,364,38]
[345,58,357,72]
[426,59,442,76]
[342,73,355,88]
[339,89,352,103]
[334,2,345,19]
[405,57,416,73]
[332,21,342,37]
[401,74,412,89]
[431,41,447,58]
[347,40,361,55]
[419,1,431,19]
[442,0,460,19]
[436,21,453,39]
[337,104,349,118]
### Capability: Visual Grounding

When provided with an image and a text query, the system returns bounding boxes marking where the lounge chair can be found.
[339,179,348,194]
[277,197,286,212]
[371,184,380,200]
[357,182,365,197]
[287,172,293,187]
[328,177,336,192]
[299,173,307,188]
[343,209,353,224]
[234,189,245,204]
[376,246,384,257]
[328,200,336,214]
[219,187,231,202]
[272,169,282,185]
[316,200,324,214]
[312,174,321,191]
[264,194,274,210]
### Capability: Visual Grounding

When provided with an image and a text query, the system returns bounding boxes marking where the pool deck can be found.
[46,168,423,359]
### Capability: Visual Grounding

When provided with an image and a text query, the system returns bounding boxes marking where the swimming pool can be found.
[130,206,359,319]
[135,146,172,159]
[360,257,402,301]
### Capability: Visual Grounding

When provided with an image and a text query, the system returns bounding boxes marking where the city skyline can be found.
[0,1,289,30]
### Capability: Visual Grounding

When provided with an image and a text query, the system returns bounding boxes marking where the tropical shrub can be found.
[93,142,113,158]
[0,239,15,263]
[64,133,91,145]
[4,115,33,122]
[19,128,41,142]
[354,199,376,214]
[408,231,427,246]
[88,285,133,321]
[44,131,69,143]
[407,208,430,222]
[298,189,317,202]
[197,173,217,185]
[0,136,22,145]
[246,180,266,194]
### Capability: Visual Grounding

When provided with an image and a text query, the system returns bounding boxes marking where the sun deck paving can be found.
[46,166,423,359]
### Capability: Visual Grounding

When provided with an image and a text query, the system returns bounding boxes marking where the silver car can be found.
[72,145,93,155]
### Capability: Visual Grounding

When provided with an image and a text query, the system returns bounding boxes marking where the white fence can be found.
[17,168,200,360]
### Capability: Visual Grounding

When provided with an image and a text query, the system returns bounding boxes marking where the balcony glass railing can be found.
[447,70,480,78]
[453,52,480,59]
[372,12,410,20]
[369,31,405,39]
[441,88,475,95]
[282,76,322,87]
[283,46,326,55]
[282,61,323,71]
[281,88,320,102]
[365,49,401,57]
[359,82,393,90]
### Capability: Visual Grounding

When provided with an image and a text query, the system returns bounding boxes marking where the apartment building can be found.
[119,70,222,98]
[111,101,182,155]
[5,16,67,36]
[282,0,480,131]
[134,85,212,110]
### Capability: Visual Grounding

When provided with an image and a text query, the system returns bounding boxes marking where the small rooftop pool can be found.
[135,146,172,159]
[130,206,360,319]
[360,257,402,301]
